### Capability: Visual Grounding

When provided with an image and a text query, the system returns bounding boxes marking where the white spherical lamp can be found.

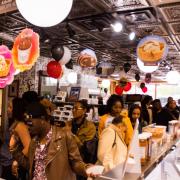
[16,0,73,27]
[166,71,180,84]
[137,58,159,73]
[67,72,77,84]
[102,79,110,88]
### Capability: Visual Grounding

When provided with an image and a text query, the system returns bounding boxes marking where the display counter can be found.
[124,139,179,180]
[141,139,177,178]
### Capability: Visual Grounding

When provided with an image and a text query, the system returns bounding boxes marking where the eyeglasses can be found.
[24,113,33,121]
[72,107,84,111]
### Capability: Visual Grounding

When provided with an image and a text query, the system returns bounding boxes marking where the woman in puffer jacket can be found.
[98,95,133,146]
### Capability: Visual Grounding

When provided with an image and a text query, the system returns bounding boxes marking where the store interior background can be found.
[0,0,180,133]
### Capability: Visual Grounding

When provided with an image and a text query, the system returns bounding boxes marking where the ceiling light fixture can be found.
[111,22,123,32]
[129,32,136,40]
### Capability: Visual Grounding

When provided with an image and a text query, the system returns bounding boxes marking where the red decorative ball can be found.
[47,61,62,79]
[115,85,123,95]
[142,86,148,93]
[123,82,132,92]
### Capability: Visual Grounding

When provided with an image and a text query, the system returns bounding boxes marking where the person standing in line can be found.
[9,98,31,180]
[141,95,153,125]
[66,100,96,163]
[152,99,175,131]
[98,94,133,147]
[128,104,144,133]
[66,100,97,180]
[11,102,97,180]
[97,116,127,172]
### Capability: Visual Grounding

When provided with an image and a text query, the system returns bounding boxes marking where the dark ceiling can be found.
[0,0,180,80]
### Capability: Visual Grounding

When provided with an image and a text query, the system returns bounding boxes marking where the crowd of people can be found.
[0,92,179,180]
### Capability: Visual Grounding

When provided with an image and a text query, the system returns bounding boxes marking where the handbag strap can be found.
[112,130,116,148]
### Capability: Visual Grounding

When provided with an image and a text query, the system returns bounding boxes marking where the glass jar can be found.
[139,133,148,165]
[169,120,179,138]
[143,132,152,161]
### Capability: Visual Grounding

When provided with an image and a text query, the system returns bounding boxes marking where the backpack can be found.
[82,135,98,164]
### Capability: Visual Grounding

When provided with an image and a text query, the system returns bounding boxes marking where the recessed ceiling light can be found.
[111,22,123,32]
[129,32,136,40]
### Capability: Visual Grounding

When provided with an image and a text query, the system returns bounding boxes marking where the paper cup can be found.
[86,165,104,175]
[18,44,32,64]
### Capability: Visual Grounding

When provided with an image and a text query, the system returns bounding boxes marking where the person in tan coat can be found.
[11,102,96,180]
[97,116,128,172]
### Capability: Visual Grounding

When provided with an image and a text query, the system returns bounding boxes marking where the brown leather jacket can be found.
[12,125,87,180]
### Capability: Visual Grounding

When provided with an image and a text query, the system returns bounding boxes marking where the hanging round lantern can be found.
[59,46,71,65]
[137,58,159,73]
[140,82,145,89]
[47,60,63,79]
[16,0,73,27]
[166,71,180,84]
[123,63,131,73]
[145,73,151,83]
[78,49,97,68]
[135,73,140,82]
[51,45,64,61]
[137,35,168,65]
[142,86,148,93]
[67,72,77,84]
[12,28,39,72]
[123,82,132,92]
[115,85,123,95]
[102,79,110,88]
[96,62,114,76]
[119,77,128,88]
[0,45,15,88]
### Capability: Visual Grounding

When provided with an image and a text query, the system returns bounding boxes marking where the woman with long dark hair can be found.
[9,97,31,180]
[128,104,144,133]
[98,94,133,146]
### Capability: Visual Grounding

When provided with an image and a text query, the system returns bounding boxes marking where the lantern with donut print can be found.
[78,49,97,68]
